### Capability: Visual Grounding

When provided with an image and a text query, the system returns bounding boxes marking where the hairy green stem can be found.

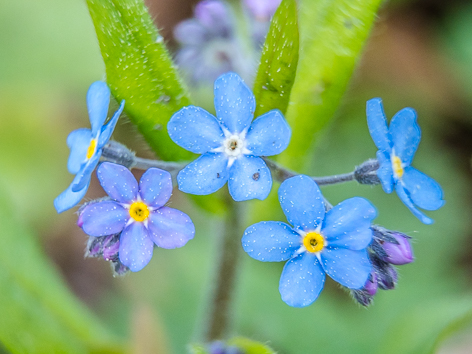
[263,158,356,185]
[205,198,245,341]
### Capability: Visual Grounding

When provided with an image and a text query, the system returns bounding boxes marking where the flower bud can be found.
[101,141,135,169]
[354,159,381,185]
[364,272,378,296]
[381,232,414,265]
[370,254,397,290]
[351,272,377,307]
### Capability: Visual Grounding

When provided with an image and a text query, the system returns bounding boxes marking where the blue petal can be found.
[139,168,173,208]
[177,153,229,195]
[98,99,125,148]
[71,152,101,192]
[402,167,444,211]
[366,98,391,153]
[119,222,154,272]
[214,72,255,133]
[389,107,421,165]
[97,162,138,203]
[321,197,376,250]
[147,207,195,249]
[278,175,325,232]
[66,128,92,174]
[279,252,325,307]
[228,156,272,201]
[87,81,110,136]
[376,150,394,194]
[245,109,291,156]
[242,221,301,262]
[320,248,371,289]
[167,106,224,153]
[80,201,128,236]
[54,174,90,213]
[395,183,433,224]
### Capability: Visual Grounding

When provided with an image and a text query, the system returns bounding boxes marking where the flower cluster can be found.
[55,72,443,307]
[173,0,281,85]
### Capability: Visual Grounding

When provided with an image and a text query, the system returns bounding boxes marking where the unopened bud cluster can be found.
[352,226,414,306]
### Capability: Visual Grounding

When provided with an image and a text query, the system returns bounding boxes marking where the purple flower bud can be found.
[377,265,398,290]
[102,234,120,261]
[382,232,414,265]
[194,0,232,37]
[243,0,281,20]
[112,261,130,276]
[364,272,378,296]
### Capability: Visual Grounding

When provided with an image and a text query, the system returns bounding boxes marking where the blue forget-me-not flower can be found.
[79,162,195,272]
[168,72,291,202]
[242,175,376,307]
[54,81,125,213]
[366,98,444,224]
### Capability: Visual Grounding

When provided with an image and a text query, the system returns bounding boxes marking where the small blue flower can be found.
[79,162,195,272]
[168,72,291,201]
[366,98,444,224]
[242,175,376,307]
[54,81,125,213]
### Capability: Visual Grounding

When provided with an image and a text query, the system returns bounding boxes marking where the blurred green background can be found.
[1,0,472,353]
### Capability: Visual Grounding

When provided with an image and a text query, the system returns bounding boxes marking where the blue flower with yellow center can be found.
[79,162,195,272]
[366,98,444,224]
[54,81,125,213]
[242,175,376,307]
[168,72,291,201]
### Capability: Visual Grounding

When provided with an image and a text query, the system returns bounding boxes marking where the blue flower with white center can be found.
[54,81,125,213]
[366,98,444,224]
[242,175,376,307]
[168,72,291,201]
[79,162,195,272]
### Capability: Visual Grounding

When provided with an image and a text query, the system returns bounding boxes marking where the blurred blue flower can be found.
[366,98,444,224]
[242,175,376,307]
[54,81,125,213]
[243,0,281,46]
[168,72,291,201]
[79,162,195,272]
[174,0,253,84]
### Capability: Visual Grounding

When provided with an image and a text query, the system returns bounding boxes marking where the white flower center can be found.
[224,134,245,157]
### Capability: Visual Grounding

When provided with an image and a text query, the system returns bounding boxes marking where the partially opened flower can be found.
[168,72,291,201]
[54,81,125,213]
[79,162,195,272]
[366,98,444,224]
[242,175,376,307]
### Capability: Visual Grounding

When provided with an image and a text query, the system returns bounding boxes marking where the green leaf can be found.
[0,186,125,354]
[86,0,192,161]
[253,0,299,117]
[279,0,384,171]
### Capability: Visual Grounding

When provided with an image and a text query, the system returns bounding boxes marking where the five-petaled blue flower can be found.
[242,175,376,307]
[366,98,444,224]
[78,162,195,272]
[168,72,291,201]
[54,81,125,213]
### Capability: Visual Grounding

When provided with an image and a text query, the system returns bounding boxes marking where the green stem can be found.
[205,198,245,341]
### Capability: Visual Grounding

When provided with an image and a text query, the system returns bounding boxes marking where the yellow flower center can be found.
[86,139,97,160]
[129,202,150,222]
[303,232,325,253]
[392,155,404,178]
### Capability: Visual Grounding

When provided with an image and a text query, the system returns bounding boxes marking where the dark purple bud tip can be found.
[354,159,381,185]
[102,234,120,261]
[382,232,414,265]
[364,272,378,296]
[377,265,398,290]
[112,261,130,276]
[86,237,103,258]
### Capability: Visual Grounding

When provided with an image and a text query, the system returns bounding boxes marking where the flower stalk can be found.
[205,197,245,341]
